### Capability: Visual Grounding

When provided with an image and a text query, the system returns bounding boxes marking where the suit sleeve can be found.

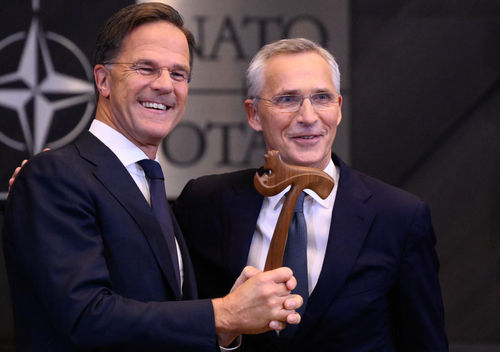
[2,153,216,351]
[392,201,449,351]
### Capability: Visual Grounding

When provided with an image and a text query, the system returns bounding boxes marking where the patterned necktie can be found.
[281,191,308,337]
[138,159,181,294]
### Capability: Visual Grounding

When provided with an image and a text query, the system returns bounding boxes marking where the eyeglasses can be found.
[255,92,339,112]
[104,62,190,83]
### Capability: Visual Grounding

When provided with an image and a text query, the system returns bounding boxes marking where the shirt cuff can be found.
[219,335,242,351]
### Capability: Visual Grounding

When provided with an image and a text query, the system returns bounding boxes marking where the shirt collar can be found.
[88,119,156,167]
[268,159,339,210]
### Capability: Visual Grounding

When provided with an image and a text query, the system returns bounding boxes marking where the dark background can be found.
[350,1,499,350]
[1,1,499,350]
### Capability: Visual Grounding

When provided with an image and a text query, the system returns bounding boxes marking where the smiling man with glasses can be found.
[245,41,343,171]
[2,4,303,351]
[175,38,449,351]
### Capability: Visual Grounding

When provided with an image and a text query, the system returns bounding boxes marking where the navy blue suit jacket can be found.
[3,132,216,351]
[175,155,448,351]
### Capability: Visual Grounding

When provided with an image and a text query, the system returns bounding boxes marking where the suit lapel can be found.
[75,132,182,299]
[224,170,264,279]
[296,156,376,338]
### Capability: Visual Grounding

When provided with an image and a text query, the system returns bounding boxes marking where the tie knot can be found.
[138,159,164,180]
[293,192,306,213]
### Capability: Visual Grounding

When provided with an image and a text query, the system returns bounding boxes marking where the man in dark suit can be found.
[2,4,302,351]
[175,38,449,351]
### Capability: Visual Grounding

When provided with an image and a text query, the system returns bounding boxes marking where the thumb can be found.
[230,266,261,292]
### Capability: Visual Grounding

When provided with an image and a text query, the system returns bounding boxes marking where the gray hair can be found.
[247,38,341,99]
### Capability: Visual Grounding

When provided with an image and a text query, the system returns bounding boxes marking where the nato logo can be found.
[0,0,95,157]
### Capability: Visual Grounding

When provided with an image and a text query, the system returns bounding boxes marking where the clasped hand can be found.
[213,266,302,346]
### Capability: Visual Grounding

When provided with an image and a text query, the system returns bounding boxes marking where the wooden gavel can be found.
[254,150,335,271]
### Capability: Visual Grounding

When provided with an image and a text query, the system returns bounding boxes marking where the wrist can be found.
[212,297,236,334]
[213,296,240,346]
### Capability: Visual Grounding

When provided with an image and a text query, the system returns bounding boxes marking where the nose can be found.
[149,69,174,93]
[296,97,318,125]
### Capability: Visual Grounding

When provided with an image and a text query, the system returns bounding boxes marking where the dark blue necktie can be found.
[281,191,308,337]
[138,159,181,294]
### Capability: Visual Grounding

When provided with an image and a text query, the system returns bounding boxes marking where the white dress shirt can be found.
[88,119,184,286]
[247,159,340,295]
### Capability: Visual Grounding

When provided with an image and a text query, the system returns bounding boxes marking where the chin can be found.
[290,153,321,166]
[286,158,315,168]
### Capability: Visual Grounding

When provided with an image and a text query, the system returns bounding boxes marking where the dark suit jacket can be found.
[174,155,448,351]
[2,132,216,351]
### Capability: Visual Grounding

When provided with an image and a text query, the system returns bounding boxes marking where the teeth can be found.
[300,136,314,139]
[141,101,168,110]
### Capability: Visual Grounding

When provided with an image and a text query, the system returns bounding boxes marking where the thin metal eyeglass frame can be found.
[254,93,340,112]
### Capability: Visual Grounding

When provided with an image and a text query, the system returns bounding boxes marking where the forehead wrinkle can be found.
[263,52,336,95]
[118,23,190,69]
[274,87,334,96]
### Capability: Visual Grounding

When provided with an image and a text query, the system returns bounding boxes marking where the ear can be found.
[336,95,343,126]
[245,99,263,132]
[94,64,111,98]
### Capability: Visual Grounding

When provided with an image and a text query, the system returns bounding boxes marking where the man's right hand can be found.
[212,266,303,346]
[8,159,28,193]
[8,148,50,193]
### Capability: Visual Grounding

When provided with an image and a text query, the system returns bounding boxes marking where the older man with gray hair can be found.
[175,37,449,351]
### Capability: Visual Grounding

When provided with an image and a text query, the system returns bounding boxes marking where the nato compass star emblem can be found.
[0,1,95,156]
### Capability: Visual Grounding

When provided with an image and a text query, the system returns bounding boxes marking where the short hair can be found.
[247,38,341,99]
[93,2,195,78]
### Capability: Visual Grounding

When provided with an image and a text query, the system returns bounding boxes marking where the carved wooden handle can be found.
[254,151,334,270]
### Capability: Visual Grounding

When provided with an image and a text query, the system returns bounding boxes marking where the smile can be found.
[293,134,320,140]
[140,101,170,111]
